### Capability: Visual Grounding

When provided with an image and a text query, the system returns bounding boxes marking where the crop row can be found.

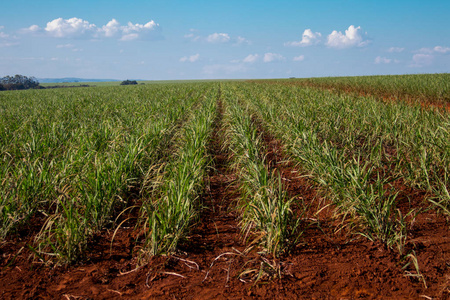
[231,81,450,252]
[1,77,449,264]
[262,73,450,104]
[0,84,208,262]
[222,89,300,256]
[140,85,218,257]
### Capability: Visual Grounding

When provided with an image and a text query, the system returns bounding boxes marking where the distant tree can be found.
[0,75,41,90]
[120,80,138,85]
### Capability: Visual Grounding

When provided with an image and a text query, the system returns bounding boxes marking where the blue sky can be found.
[0,0,449,80]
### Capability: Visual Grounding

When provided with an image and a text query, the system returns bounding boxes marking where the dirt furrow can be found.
[248,116,445,299]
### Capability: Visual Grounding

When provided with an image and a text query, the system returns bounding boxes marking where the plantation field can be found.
[1,75,450,299]
[258,73,450,104]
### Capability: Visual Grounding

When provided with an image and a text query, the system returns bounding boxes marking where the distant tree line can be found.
[0,75,42,91]
[120,80,138,85]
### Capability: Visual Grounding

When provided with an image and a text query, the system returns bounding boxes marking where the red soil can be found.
[1,100,450,299]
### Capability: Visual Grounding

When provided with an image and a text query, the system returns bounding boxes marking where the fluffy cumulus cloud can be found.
[101,19,120,37]
[179,53,200,63]
[23,17,160,41]
[206,33,231,43]
[263,53,285,63]
[118,20,159,41]
[293,55,305,61]
[45,17,97,38]
[326,25,369,49]
[285,29,321,47]
[285,25,369,49]
[243,54,259,63]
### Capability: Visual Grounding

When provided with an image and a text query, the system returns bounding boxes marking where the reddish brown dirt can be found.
[1,98,450,299]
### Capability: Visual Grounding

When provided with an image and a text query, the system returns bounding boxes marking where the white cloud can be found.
[20,24,41,34]
[180,53,200,63]
[416,47,434,54]
[184,31,249,45]
[0,26,19,47]
[414,46,450,54]
[387,47,404,53]
[411,54,434,67]
[28,25,40,32]
[375,56,394,64]
[293,55,305,61]
[45,17,97,38]
[263,53,285,63]
[23,18,160,41]
[121,21,158,35]
[243,54,259,63]
[101,19,120,37]
[120,33,139,41]
[433,46,450,54]
[409,45,449,67]
[206,33,230,43]
[285,29,321,47]
[234,36,251,45]
[111,20,160,41]
[326,25,369,49]
[184,33,200,42]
